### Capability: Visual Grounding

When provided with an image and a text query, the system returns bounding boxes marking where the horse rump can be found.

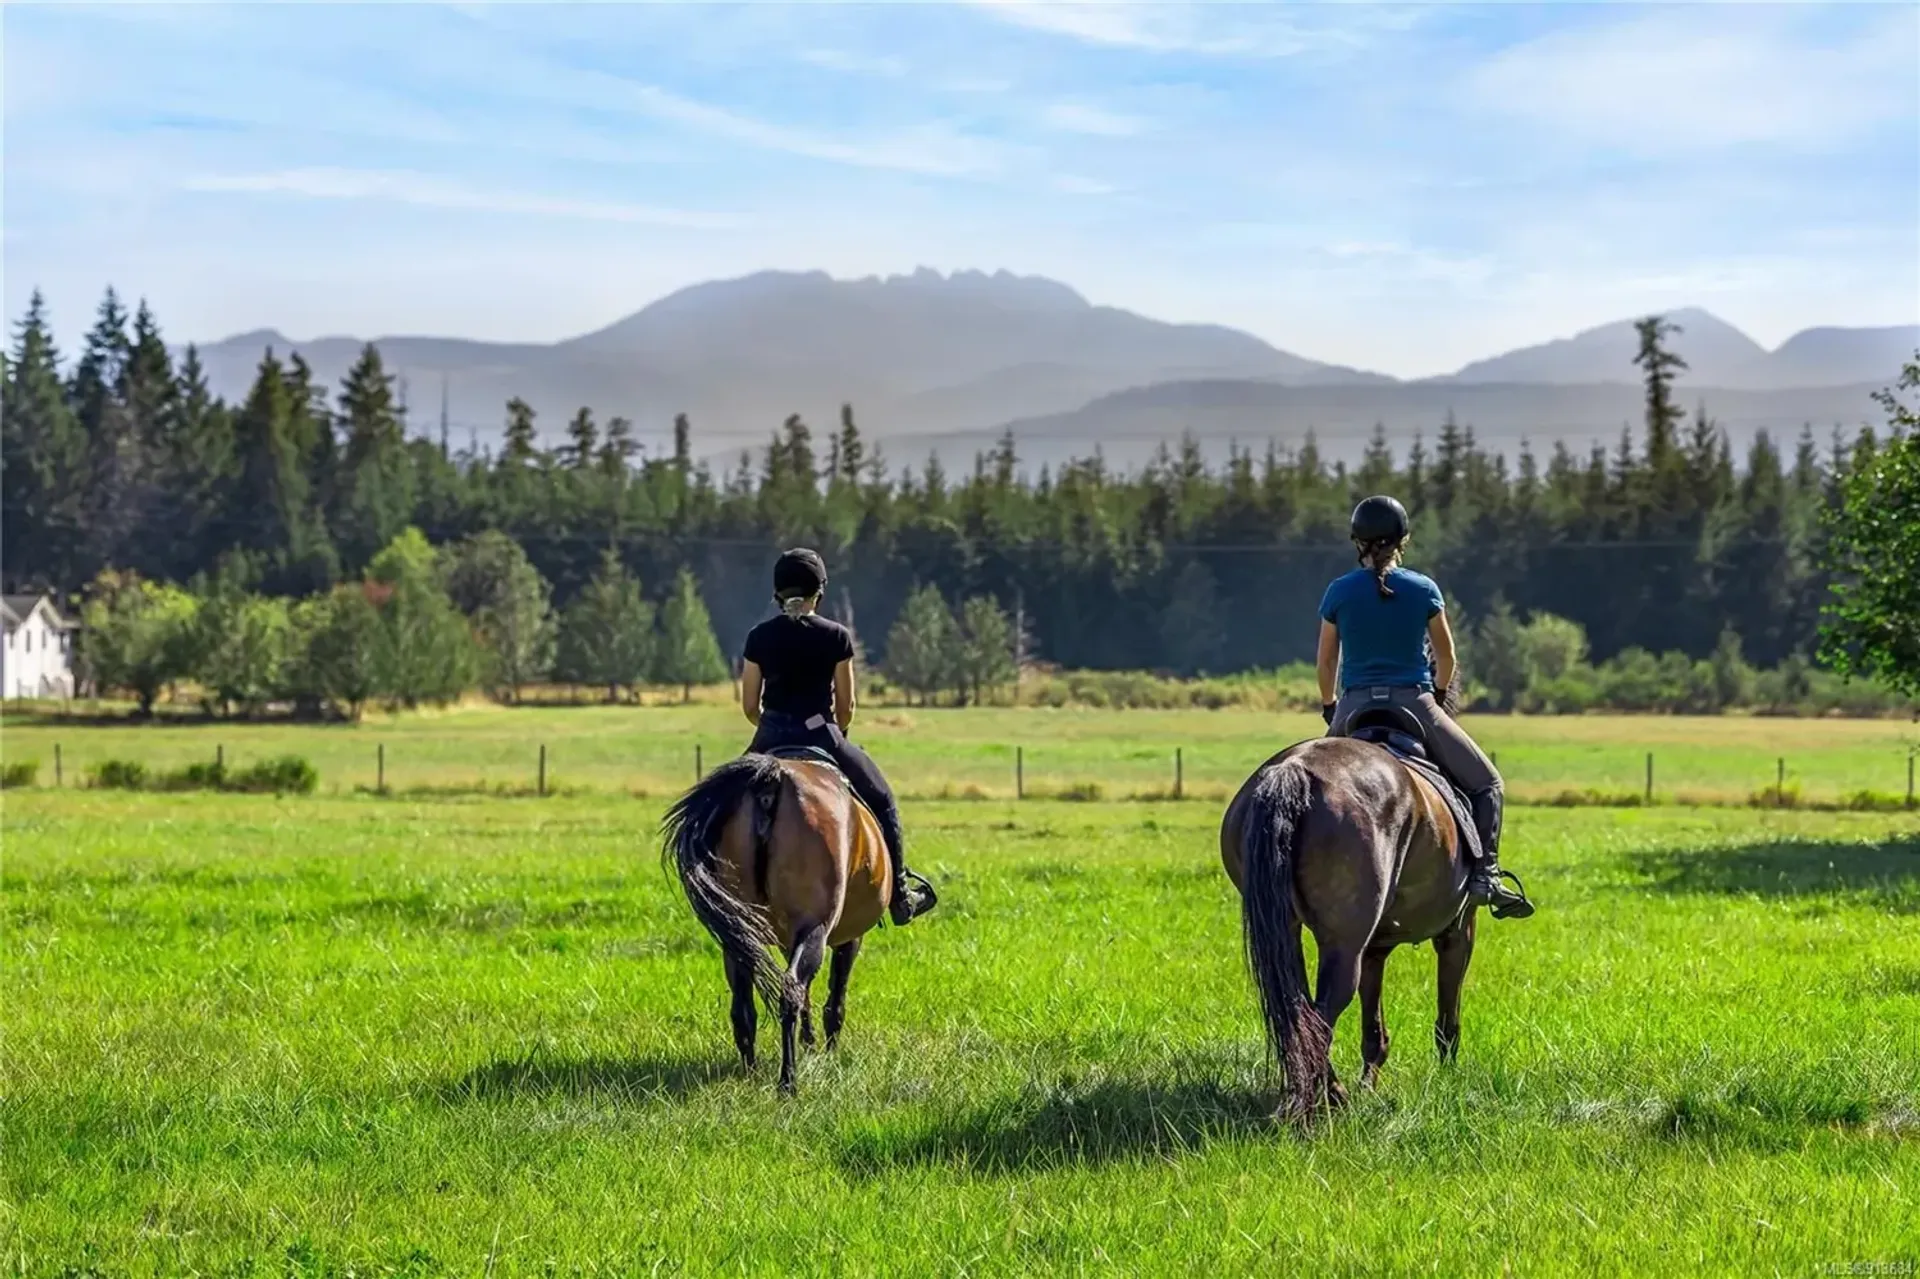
[661,754,794,1010]
[1238,757,1333,1116]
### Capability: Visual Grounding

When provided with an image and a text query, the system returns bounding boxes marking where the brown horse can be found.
[662,752,890,1092]
[1221,735,1476,1117]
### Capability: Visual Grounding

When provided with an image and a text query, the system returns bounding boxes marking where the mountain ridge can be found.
[180,268,1914,456]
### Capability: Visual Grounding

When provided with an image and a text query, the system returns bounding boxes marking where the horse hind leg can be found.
[1433,915,1476,1063]
[778,922,829,1094]
[1313,944,1366,1109]
[1359,946,1392,1089]
[722,948,758,1072]
[824,939,862,1049]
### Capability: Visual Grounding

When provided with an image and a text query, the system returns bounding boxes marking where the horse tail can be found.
[1239,755,1331,1116]
[661,754,793,1010]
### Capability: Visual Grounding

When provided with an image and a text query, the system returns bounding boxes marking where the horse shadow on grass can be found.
[1629,834,1920,912]
[437,1054,740,1105]
[838,1053,1283,1177]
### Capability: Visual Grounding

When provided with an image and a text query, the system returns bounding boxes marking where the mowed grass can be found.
[4,789,1918,1275]
[6,701,1918,804]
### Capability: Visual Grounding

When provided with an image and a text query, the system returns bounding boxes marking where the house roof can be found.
[2,593,74,630]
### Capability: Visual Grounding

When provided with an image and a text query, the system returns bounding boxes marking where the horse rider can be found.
[738,547,938,926]
[1316,496,1536,920]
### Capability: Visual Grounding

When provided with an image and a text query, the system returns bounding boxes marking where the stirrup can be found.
[1481,867,1535,920]
[889,869,937,925]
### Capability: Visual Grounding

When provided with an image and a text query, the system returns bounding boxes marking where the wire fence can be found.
[16,735,1918,810]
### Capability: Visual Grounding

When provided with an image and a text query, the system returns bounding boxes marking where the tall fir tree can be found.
[2,292,88,584]
[332,344,415,573]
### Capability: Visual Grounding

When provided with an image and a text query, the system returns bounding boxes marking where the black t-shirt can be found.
[742,614,855,720]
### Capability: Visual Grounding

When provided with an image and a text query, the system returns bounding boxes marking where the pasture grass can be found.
[4,789,1918,1275]
[6,700,1917,806]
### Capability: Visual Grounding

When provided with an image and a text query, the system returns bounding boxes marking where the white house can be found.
[2,593,77,700]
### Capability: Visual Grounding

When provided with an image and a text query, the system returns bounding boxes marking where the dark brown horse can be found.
[1221,736,1476,1117]
[663,752,890,1092]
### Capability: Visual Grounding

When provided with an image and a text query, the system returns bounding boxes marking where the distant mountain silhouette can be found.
[1434,309,1917,390]
[1436,309,1767,386]
[1758,325,1920,389]
[184,268,1914,463]
[189,268,1359,452]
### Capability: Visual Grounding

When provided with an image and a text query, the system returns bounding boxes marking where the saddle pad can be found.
[758,746,882,828]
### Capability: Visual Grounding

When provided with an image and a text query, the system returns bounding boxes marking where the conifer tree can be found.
[656,567,727,701]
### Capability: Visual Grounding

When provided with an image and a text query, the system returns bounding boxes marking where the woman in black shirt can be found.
[740,548,937,926]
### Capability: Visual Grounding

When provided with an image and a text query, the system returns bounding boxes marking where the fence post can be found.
[1017,746,1025,800]
[538,744,548,797]
[695,743,703,781]
[377,743,386,793]
[1175,748,1184,800]
[54,743,63,787]
[216,744,224,772]
[1909,753,1915,809]
[1645,752,1653,803]
[1777,757,1785,795]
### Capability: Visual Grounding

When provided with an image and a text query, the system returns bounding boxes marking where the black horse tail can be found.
[1240,756,1331,1117]
[661,754,793,1011]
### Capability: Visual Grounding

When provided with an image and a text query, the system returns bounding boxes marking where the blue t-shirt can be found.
[1319,567,1445,692]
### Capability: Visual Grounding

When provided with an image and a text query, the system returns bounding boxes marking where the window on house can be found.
[23,630,29,654]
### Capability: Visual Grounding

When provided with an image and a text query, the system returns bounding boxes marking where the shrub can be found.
[93,759,149,790]
[89,755,317,795]
[1051,781,1106,802]
[1527,672,1601,715]
[156,760,228,791]
[1840,789,1907,813]
[1535,787,1649,808]
[227,755,319,795]
[1,760,39,789]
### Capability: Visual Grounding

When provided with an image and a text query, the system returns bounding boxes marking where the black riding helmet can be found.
[773,547,828,601]
[1349,495,1410,545]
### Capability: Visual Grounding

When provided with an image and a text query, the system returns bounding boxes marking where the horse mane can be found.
[661,755,793,1010]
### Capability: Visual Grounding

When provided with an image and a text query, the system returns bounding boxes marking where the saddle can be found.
[1336,704,1483,865]
[762,744,841,771]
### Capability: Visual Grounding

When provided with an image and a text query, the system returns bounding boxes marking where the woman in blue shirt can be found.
[1317,496,1534,920]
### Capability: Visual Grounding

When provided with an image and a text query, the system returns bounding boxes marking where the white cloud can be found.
[798,47,909,78]
[1051,174,1117,196]
[182,168,749,230]
[1467,7,1919,153]
[1040,101,1145,137]
[609,81,1011,178]
[960,0,1414,57]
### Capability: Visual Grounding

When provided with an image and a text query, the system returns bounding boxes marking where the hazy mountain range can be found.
[187,268,1914,470]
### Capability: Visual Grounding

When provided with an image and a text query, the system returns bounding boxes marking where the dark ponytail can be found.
[1356,537,1404,599]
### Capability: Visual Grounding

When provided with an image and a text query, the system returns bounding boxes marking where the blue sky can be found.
[4,1,1916,377]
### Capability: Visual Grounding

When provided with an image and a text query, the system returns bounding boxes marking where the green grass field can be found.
[6,702,1918,805]
[5,780,1918,1274]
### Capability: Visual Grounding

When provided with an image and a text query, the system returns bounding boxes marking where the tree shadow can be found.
[1630,834,1920,911]
[436,1053,740,1105]
[838,1061,1281,1176]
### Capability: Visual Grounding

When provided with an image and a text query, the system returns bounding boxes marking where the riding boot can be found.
[1465,786,1535,920]
[879,811,937,926]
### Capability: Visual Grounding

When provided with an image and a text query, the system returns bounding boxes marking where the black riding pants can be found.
[747,713,909,877]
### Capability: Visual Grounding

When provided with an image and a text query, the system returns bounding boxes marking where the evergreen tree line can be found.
[7,290,1911,706]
